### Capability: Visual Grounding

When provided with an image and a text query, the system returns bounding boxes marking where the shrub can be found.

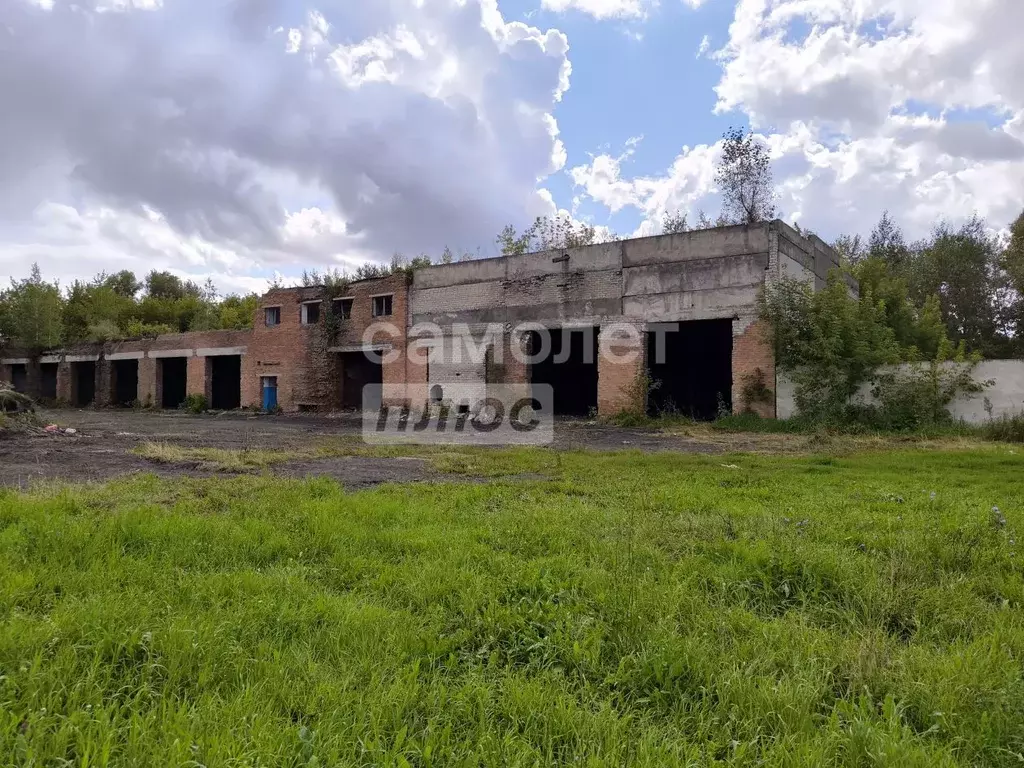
[739,367,773,413]
[182,394,208,414]
[761,274,983,429]
[983,413,1024,443]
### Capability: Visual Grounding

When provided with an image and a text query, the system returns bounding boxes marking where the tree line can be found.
[0,267,259,351]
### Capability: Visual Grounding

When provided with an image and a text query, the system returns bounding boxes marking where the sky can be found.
[2,0,1023,296]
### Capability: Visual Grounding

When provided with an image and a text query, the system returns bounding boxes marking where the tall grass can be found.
[2,446,1023,765]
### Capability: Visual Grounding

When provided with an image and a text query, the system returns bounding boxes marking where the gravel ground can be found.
[0,408,735,488]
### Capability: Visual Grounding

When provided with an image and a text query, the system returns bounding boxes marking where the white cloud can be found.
[0,0,572,290]
[570,0,1024,241]
[541,0,654,20]
[696,34,711,58]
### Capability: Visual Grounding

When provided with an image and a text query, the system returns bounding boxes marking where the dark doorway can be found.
[160,357,188,409]
[111,360,139,406]
[646,320,733,421]
[10,364,27,393]
[40,363,58,401]
[528,327,599,417]
[340,351,383,410]
[210,355,242,410]
[72,362,97,407]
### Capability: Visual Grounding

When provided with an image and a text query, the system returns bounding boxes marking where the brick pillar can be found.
[240,355,260,409]
[501,332,532,402]
[95,358,112,408]
[597,323,645,416]
[56,361,72,405]
[187,356,209,401]
[138,357,157,408]
[404,340,429,408]
[732,317,776,418]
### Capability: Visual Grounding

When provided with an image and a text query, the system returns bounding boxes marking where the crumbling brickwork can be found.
[598,325,645,415]
[731,318,776,418]
[247,274,410,411]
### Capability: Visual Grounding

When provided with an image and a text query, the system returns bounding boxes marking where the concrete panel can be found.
[1,358,30,365]
[197,347,247,357]
[413,257,508,290]
[623,254,768,297]
[39,355,61,364]
[622,225,770,267]
[505,241,623,280]
[504,298,622,323]
[623,285,761,322]
[778,236,813,270]
[149,349,194,359]
[66,354,100,363]
[328,343,393,353]
[106,351,145,361]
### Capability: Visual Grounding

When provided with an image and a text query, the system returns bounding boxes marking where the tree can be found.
[496,224,532,256]
[911,216,1007,357]
[867,211,910,270]
[833,234,865,264]
[661,211,688,235]
[496,215,599,256]
[1003,210,1024,356]
[3,264,63,350]
[715,127,776,225]
[145,270,187,300]
[100,270,142,298]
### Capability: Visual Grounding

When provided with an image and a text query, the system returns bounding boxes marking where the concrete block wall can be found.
[777,360,1024,423]
[410,221,813,417]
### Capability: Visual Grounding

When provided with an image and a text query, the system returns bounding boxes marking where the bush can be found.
[761,274,983,429]
[983,414,1024,443]
[181,394,208,414]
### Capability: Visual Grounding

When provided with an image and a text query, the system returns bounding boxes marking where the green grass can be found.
[2,446,1024,765]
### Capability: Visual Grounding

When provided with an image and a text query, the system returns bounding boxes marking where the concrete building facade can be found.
[1,221,845,419]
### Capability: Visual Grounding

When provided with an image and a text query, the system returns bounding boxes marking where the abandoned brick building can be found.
[0,221,842,419]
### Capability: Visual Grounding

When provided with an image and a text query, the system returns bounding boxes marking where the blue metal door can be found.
[261,377,278,410]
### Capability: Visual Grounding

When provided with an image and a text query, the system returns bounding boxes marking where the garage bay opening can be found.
[528,327,599,417]
[209,355,242,410]
[111,360,139,407]
[339,351,383,411]
[158,358,188,409]
[646,320,733,420]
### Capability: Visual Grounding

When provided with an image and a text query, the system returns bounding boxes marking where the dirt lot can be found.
[0,408,746,489]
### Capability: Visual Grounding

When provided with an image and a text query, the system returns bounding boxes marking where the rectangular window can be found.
[372,294,393,318]
[333,297,354,320]
[265,306,281,326]
[301,301,321,325]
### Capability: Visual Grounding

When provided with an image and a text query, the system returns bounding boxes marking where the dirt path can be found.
[0,408,737,488]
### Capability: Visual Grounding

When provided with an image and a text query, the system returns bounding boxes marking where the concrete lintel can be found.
[149,349,194,359]
[329,343,393,354]
[1,358,30,365]
[39,355,61,364]
[66,354,100,363]
[106,351,145,361]
[197,347,247,357]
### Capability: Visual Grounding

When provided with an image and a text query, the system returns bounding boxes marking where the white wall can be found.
[776,360,1024,424]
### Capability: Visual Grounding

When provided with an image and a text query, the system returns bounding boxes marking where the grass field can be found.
[2,444,1024,766]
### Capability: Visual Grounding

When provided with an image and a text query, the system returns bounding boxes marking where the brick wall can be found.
[731,317,776,418]
[597,325,645,416]
[248,275,410,411]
